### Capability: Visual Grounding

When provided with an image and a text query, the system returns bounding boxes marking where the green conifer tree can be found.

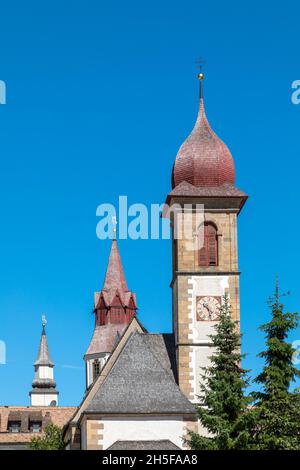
[252,279,300,450]
[188,294,253,450]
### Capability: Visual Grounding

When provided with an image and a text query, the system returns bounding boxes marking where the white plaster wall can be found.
[31,393,58,407]
[101,417,184,450]
[86,360,93,388]
[37,366,53,379]
[188,275,228,402]
[189,275,229,343]
[194,346,217,397]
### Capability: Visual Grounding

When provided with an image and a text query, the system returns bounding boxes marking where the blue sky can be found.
[0,0,300,405]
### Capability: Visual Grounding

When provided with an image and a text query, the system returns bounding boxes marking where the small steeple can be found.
[84,238,137,388]
[30,316,59,406]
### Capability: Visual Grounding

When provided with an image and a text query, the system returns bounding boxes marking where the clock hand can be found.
[203,302,213,320]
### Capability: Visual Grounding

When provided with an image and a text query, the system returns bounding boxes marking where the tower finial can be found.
[42,314,47,333]
[195,57,205,100]
[197,72,204,99]
[112,216,117,240]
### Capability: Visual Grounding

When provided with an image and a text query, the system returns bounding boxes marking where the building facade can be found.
[64,75,247,450]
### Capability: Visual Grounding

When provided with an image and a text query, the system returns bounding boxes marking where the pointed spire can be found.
[34,315,54,367]
[103,239,128,294]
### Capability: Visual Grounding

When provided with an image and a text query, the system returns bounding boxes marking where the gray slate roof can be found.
[85,332,195,415]
[107,440,181,450]
[142,334,178,382]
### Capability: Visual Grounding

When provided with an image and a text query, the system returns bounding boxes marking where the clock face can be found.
[196,296,221,321]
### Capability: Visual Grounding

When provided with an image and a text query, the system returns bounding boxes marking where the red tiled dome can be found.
[172,98,235,188]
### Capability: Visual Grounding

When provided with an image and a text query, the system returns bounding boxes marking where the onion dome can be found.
[172,75,235,189]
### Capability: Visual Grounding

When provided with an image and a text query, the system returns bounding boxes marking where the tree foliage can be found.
[29,424,64,450]
[251,280,300,449]
[188,294,254,450]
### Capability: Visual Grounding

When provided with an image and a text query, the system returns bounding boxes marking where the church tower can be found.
[30,317,59,406]
[84,238,137,388]
[166,74,247,402]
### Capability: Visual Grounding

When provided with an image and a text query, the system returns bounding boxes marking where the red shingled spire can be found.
[172,76,235,189]
[103,239,128,297]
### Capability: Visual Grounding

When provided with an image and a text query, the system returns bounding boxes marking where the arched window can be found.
[198,223,218,267]
[93,359,101,380]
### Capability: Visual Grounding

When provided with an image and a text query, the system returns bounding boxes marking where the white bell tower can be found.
[29,316,59,406]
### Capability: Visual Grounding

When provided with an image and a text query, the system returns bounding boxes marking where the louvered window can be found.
[198,223,218,267]
[93,359,101,380]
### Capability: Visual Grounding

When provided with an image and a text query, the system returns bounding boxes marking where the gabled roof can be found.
[85,331,195,415]
[68,317,147,428]
[65,317,195,436]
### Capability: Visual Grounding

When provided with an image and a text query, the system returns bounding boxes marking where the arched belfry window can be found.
[198,223,218,267]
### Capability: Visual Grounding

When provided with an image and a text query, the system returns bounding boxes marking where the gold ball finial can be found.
[197,72,204,81]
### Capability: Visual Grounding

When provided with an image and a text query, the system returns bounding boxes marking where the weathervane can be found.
[42,314,47,333]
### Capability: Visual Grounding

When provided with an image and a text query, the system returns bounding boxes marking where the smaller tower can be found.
[84,239,137,389]
[30,316,59,406]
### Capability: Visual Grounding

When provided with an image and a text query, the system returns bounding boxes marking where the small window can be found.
[198,223,218,267]
[93,359,101,380]
[30,421,42,433]
[8,421,21,433]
